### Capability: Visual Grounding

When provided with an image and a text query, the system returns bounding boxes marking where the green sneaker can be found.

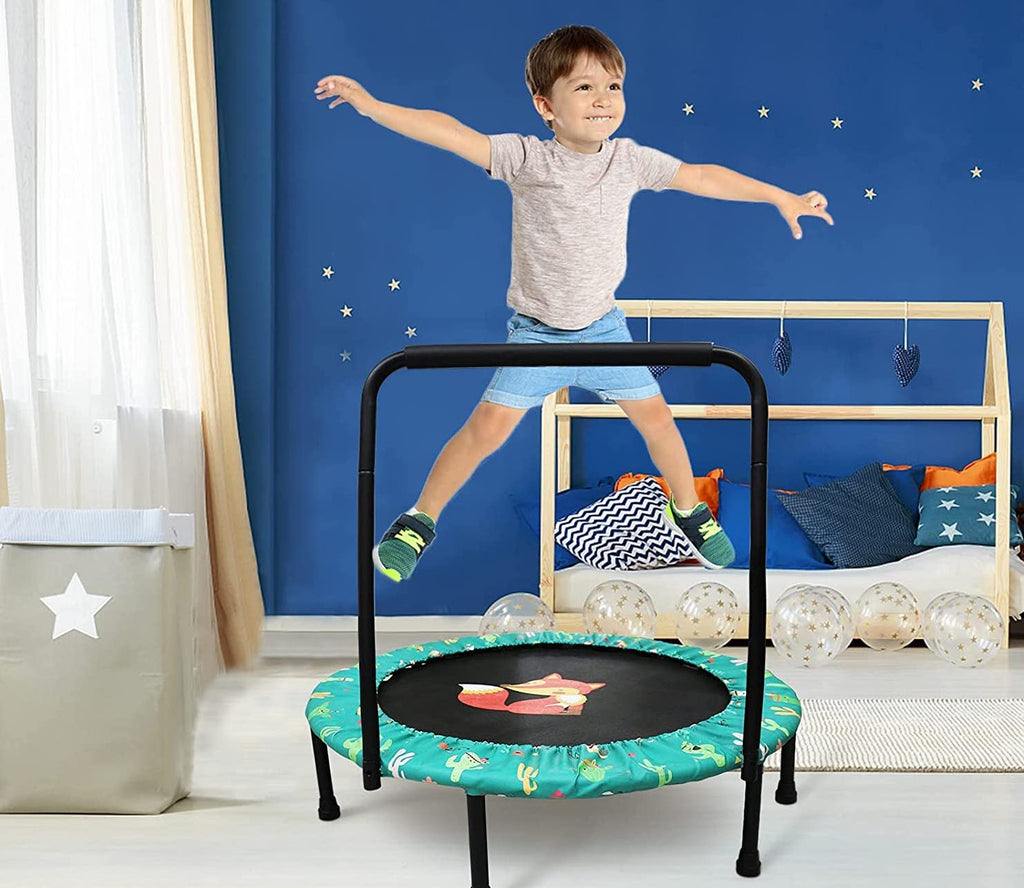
[665,500,735,569]
[372,512,436,582]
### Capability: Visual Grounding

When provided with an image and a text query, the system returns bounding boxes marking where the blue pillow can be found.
[914,484,1023,547]
[804,464,926,516]
[716,479,832,570]
[779,462,924,568]
[513,478,615,569]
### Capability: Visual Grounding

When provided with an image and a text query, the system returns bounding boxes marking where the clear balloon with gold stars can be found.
[583,580,657,638]
[854,582,921,651]
[480,593,556,635]
[785,583,855,653]
[770,586,845,667]
[922,592,1003,668]
[674,582,740,649]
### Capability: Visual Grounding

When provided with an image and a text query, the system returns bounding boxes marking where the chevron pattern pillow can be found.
[554,477,694,570]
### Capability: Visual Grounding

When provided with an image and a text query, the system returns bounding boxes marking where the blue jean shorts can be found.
[481,306,661,409]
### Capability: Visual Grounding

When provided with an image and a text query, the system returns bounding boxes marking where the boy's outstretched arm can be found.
[315,75,491,170]
[668,162,833,240]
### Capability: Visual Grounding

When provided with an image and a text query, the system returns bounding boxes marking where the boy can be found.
[315,25,833,582]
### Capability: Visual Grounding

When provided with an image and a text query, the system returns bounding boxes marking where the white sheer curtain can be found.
[0,0,218,684]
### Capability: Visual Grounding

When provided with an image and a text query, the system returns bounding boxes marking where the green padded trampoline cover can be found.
[306,632,801,800]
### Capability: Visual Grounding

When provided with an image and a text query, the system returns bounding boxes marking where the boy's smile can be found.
[534,55,625,155]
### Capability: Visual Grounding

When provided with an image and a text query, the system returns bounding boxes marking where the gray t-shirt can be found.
[487,133,681,330]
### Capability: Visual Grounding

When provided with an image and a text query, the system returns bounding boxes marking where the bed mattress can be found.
[554,545,1024,619]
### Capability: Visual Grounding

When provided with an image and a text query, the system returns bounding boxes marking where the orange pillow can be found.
[921,452,996,490]
[615,468,724,517]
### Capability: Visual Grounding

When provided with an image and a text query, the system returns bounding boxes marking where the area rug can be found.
[762,698,1024,772]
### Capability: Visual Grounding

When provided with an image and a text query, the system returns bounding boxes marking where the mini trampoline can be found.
[308,341,802,885]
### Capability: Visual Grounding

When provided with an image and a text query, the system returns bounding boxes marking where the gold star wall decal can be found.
[405,326,417,338]
[682,103,694,115]
[322,266,334,279]
[972,78,983,91]
[831,116,843,129]
[864,188,876,200]
[388,278,401,291]
[971,166,983,178]
[340,350,351,361]
[757,106,770,118]
[340,305,353,317]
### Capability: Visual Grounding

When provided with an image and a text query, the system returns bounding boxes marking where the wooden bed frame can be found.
[537,300,1013,647]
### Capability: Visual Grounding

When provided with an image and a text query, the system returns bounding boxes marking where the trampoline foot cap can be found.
[736,849,761,877]
[775,783,797,805]
[318,799,341,821]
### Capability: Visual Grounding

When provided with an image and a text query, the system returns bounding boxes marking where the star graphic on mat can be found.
[865,188,876,200]
[938,486,956,493]
[340,351,351,361]
[977,512,996,526]
[322,266,334,279]
[938,499,959,511]
[939,522,963,541]
[405,326,417,338]
[971,166,983,178]
[757,106,770,118]
[340,305,353,317]
[40,573,111,640]
[682,103,694,115]
[388,278,401,292]
[831,116,843,129]
[972,78,983,91]
[975,491,995,502]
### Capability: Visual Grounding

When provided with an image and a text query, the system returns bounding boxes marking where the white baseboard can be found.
[262,615,484,658]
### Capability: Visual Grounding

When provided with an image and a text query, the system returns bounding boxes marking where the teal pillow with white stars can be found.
[914,484,1022,547]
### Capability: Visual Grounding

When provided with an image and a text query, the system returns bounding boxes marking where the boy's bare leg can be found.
[414,401,528,519]
[375,401,528,581]
[615,395,699,509]
[616,394,734,568]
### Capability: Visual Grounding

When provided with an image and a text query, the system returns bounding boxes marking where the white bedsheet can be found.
[555,545,1024,619]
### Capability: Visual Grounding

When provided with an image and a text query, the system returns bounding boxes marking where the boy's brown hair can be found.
[525,26,625,130]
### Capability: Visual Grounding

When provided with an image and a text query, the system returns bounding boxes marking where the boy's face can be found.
[534,54,625,153]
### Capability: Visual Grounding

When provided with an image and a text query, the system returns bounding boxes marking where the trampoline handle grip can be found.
[402,342,716,369]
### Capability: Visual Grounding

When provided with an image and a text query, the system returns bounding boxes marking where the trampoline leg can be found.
[466,794,492,888]
[735,762,763,878]
[775,734,798,805]
[311,730,341,821]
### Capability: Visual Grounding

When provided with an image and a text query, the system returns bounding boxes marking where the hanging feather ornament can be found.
[646,301,669,379]
[893,301,920,386]
[771,300,792,375]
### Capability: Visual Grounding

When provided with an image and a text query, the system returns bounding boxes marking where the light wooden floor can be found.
[4,641,1023,888]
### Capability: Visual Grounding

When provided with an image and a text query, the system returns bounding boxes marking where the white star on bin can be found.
[340,351,351,361]
[322,266,334,279]
[938,499,959,511]
[757,106,770,118]
[939,523,963,541]
[388,278,401,292]
[971,166,982,178]
[831,116,844,129]
[977,513,996,526]
[865,188,877,200]
[972,78,983,91]
[40,573,111,640]
[340,305,353,317]
[975,490,995,502]
[682,103,694,115]
[405,326,417,338]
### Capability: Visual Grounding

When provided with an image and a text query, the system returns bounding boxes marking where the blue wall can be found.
[213,0,1024,617]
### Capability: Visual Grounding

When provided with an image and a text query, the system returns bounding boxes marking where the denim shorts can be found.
[481,306,661,409]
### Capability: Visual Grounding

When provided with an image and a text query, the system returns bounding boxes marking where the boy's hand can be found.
[776,190,833,240]
[315,76,378,117]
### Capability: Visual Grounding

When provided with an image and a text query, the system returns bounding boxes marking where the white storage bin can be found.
[0,508,197,813]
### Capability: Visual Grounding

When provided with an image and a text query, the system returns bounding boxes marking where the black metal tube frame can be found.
[356,341,769,876]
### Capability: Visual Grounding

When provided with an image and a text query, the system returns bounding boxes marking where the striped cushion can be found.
[555,477,693,570]
[777,462,924,568]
